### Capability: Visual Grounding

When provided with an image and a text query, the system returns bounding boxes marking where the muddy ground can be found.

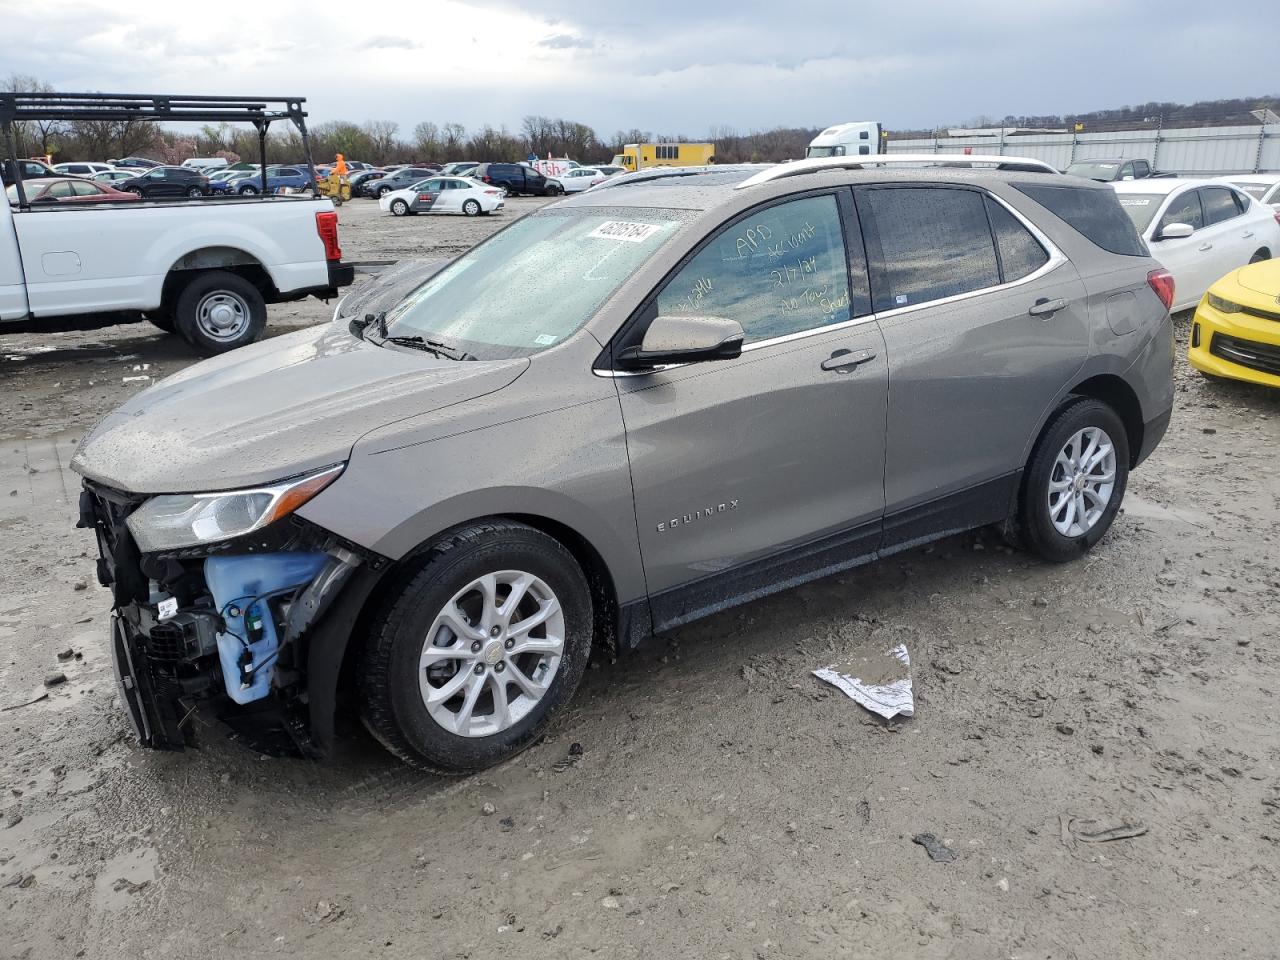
[2,197,1278,959]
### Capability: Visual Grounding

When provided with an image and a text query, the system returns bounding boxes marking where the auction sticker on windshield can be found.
[1118,197,1154,207]
[589,221,664,243]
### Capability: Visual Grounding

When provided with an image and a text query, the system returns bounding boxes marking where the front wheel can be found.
[174,270,267,355]
[462,199,481,216]
[390,198,409,216]
[377,186,393,198]
[358,522,593,773]
[186,186,203,198]
[238,184,258,195]
[1249,249,1270,264]
[1015,398,1130,563]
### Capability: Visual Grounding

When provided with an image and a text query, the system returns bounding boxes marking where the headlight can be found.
[1206,292,1242,314]
[126,464,343,552]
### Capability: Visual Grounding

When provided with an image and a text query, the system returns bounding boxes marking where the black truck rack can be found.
[0,91,319,207]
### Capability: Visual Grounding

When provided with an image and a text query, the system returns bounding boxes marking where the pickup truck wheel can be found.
[1014,398,1130,563]
[462,199,481,216]
[390,198,409,216]
[175,271,266,354]
[358,521,593,773]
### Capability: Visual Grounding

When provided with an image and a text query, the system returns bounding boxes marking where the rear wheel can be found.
[378,185,393,198]
[546,183,563,196]
[390,198,409,216]
[174,271,267,355]
[1249,249,1270,264]
[462,199,481,216]
[359,521,593,773]
[186,186,203,198]
[1014,398,1130,563]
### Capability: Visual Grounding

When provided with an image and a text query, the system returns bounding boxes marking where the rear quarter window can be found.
[1013,183,1148,257]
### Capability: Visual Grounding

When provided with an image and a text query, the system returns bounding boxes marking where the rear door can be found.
[855,183,1090,546]
[614,191,888,625]
[1200,186,1259,266]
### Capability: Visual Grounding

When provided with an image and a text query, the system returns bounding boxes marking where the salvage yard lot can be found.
[2,197,1279,959]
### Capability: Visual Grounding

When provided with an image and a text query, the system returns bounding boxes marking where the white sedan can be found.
[378,176,504,217]
[547,167,608,194]
[1113,178,1280,311]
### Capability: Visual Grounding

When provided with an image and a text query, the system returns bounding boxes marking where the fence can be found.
[886,123,1280,175]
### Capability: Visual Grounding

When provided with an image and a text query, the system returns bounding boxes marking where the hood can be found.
[72,320,527,494]
[335,258,447,320]
[1233,258,1280,298]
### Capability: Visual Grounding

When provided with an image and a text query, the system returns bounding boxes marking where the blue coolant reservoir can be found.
[204,552,329,705]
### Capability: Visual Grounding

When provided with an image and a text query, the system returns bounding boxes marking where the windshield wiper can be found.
[382,334,476,361]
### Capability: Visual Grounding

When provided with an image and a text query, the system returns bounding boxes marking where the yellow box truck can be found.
[610,142,716,171]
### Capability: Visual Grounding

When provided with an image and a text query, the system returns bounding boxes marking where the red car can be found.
[5,177,140,204]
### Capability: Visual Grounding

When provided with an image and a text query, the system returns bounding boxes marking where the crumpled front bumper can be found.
[79,479,380,757]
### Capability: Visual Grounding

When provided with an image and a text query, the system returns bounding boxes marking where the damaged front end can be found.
[79,470,384,757]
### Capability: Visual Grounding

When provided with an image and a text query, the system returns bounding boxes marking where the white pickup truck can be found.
[0,190,353,352]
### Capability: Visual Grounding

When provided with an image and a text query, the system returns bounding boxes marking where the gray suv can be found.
[73,158,1175,772]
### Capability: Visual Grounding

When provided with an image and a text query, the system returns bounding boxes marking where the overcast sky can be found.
[2,1,1272,137]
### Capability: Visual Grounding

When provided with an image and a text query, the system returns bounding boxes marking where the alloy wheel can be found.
[1047,426,1117,537]
[418,570,564,738]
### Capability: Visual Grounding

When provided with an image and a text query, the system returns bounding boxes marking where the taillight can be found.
[1147,268,1175,311]
[483,175,491,183]
[315,211,341,261]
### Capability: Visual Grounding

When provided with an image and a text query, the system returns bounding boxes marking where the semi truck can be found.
[805,121,884,158]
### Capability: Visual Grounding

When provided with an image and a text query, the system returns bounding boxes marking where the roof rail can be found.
[734,153,1059,189]
[590,163,767,191]
[0,91,307,126]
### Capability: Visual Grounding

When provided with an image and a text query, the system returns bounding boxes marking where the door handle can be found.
[1028,297,1069,318]
[1198,243,1213,252]
[1242,231,1255,238]
[821,348,876,372]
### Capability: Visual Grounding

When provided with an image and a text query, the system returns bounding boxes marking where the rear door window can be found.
[655,193,862,344]
[1201,187,1241,225]
[860,186,1000,308]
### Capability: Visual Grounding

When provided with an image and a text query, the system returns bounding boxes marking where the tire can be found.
[1249,249,1270,264]
[359,521,593,773]
[238,184,258,195]
[462,199,481,216]
[377,185,393,198]
[128,187,143,197]
[174,271,267,355]
[390,198,409,216]
[546,183,562,196]
[1015,398,1130,563]
[186,186,203,198]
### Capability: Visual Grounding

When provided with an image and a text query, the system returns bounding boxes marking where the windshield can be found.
[383,207,687,359]
[1114,192,1164,231]
[806,146,845,158]
[1066,161,1121,181]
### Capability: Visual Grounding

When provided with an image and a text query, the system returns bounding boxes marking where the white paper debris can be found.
[814,643,914,719]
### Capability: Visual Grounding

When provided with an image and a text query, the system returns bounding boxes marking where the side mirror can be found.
[1157,222,1194,240]
[617,316,745,369]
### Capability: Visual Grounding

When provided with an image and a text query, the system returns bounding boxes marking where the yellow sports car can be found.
[1189,258,1280,387]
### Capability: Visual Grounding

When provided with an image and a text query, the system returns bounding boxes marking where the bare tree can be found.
[413,120,440,159]
[3,74,64,158]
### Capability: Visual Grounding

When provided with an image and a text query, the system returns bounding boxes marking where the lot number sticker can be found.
[589,221,663,243]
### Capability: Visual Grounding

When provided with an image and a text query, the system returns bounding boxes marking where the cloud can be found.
[361,35,419,50]
[537,34,593,50]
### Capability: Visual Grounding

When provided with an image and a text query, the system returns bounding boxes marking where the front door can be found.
[1150,187,1211,309]
[612,191,888,629]
[854,183,1090,545]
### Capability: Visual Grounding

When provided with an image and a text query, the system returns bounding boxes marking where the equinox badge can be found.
[657,500,739,532]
